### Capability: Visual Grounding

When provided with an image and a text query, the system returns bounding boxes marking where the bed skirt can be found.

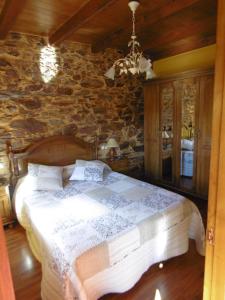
[25,212,204,300]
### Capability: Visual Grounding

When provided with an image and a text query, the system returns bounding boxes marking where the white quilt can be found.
[14,171,205,300]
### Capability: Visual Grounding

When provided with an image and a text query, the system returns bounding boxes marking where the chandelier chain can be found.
[132,11,136,38]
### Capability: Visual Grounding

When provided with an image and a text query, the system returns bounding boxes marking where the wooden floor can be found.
[5,224,205,300]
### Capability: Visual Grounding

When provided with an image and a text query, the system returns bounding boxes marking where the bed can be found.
[8,135,205,300]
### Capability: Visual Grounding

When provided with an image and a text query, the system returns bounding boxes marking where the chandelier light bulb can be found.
[104,66,115,80]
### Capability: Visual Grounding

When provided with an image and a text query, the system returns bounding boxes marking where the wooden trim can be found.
[174,79,181,187]
[0,0,26,39]
[203,0,225,298]
[159,85,163,180]
[193,77,200,193]
[144,83,160,180]
[49,0,117,45]
[0,218,15,300]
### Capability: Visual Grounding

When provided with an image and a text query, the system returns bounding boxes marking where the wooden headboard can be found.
[7,135,97,186]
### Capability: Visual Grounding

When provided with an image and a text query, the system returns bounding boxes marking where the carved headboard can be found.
[7,135,97,186]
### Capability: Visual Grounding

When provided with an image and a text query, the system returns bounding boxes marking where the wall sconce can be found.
[106,138,119,161]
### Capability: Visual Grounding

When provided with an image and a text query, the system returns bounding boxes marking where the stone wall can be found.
[0,33,144,183]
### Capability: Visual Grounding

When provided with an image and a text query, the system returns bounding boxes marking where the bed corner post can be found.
[6,141,13,187]
[6,141,18,188]
[95,135,99,160]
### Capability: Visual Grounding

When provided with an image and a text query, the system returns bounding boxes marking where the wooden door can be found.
[196,74,214,198]
[0,218,15,300]
[144,84,160,180]
[203,0,225,298]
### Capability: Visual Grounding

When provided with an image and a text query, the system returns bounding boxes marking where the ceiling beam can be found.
[49,0,117,45]
[92,0,200,52]
[0,0,26,39]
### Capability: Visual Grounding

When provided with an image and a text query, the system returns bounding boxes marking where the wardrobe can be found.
[144,68,214,199]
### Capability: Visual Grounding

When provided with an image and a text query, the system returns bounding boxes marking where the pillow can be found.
[62,164,75,181]
[92,160,112,172]
[74,160,111,171]
[181,139,194,151]
[28,163,63,191]
[70,160,104,182]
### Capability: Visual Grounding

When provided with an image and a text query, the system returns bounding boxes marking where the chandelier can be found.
[105,1,156,80]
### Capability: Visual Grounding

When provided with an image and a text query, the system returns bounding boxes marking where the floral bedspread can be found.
[15,171,205,299]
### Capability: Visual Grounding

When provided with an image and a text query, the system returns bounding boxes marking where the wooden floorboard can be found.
[5,224,205,300]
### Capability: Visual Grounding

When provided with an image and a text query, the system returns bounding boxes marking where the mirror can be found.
[180,82,196,190]
[160,84,174,182]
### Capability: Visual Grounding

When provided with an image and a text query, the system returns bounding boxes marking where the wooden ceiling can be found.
[0,0,217,60]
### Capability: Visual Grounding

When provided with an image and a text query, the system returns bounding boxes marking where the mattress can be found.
[14,171,205,300]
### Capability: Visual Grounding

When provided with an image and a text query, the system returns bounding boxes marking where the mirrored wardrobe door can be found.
[179,78,198,191]
[160,82,174,183]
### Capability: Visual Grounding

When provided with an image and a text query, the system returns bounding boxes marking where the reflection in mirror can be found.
[180,83,196,190]
[161,85,173,182]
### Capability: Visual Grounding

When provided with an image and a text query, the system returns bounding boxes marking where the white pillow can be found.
[62,164,75,181]
[75,160,111,171]
[28,163,63,191]
[70,160,105,182]
[92,160,112,172]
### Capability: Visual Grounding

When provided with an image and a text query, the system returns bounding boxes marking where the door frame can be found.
[203,0,225,298]
[0,218,15,300]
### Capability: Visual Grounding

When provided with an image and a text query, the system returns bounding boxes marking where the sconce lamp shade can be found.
[107,138,119,148]
[105,66,116,80]
[107,138,119,161]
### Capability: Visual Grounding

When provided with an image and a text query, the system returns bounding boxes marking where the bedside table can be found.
[0,186,14,227]
[105,157,129,173]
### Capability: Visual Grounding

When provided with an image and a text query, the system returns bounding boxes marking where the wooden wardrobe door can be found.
[159,81,175,184]
[196,74,214,197]
[175,76,199,192]
[144,84,160,180]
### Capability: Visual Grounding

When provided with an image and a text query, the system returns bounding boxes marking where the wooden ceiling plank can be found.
[0,0,26,39]
[147,32,216,60]
[92,0,201,52]
[142,15,216,52]
[49,0,118,45]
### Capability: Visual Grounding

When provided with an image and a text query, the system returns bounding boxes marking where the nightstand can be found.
[105,157,129,174]
[0,186,14,227]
